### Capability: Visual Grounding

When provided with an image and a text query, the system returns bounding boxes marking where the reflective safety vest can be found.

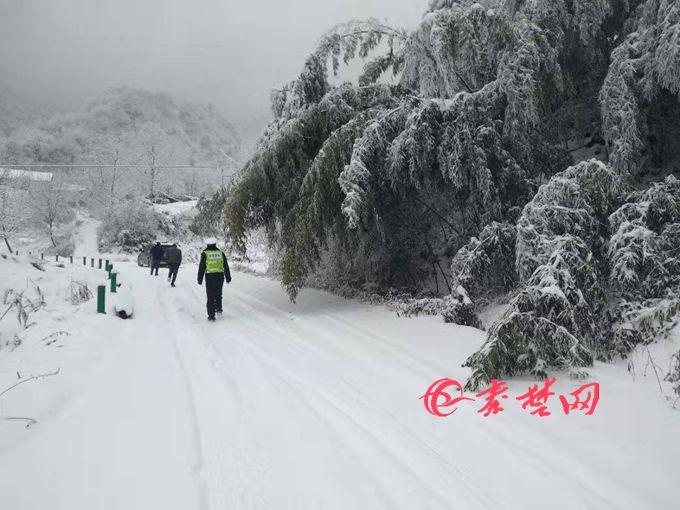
[204,250,224,274]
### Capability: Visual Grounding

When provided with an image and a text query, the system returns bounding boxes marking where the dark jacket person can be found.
[166,244,182,287]
[197,238,231,321]
[149,242,163,276]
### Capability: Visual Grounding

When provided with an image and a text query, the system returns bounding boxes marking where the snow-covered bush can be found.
[600,0,680,175]
[53,232,75,257]
[516,160,624,282]
[666,349,680,399]
[98,200,165,252]
[391,286,482,328]
[608,176,680,353]
[464,161,623,389]
[190,188,230,241]
[451,222,517,300]
[441,286,482,328]
[66,280,92,305]
[612,298,680,353]
[609,176,680,293]
[2,279,45,329]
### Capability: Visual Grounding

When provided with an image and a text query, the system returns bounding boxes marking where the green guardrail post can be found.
[55,254,59,262]
[41,253,44,260]
[110,272,117,293]
[105,259,110,271]
[70,255,73,264]
[97,285,106,314]
[15,251,18,256]
[90,258,94,267]
[98,258,102,269]
[83,256,86,265]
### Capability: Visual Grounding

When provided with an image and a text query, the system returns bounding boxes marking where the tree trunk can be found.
[110,165,117,209]
[49,221,57,248]
[2,228,13,254]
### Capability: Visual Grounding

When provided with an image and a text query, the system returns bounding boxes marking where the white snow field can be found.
[1,255,679,510]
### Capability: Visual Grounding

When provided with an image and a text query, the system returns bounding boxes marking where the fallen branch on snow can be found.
[0,416,37,429]
[0,367,61,399]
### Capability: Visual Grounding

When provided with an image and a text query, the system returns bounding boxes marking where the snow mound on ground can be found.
[153,200,198,216]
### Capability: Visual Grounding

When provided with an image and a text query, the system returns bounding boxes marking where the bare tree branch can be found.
[1,416,37,429]
[0,368,61,399]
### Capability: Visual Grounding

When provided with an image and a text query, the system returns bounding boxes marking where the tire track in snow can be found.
[157,284,271,510]
[211,283,499,508]
[166,282,399,508]
[127,276,210,510]
[155,293,210,510]
[236,290,439,379]
[143,270,608,509]
[230,284,617,507]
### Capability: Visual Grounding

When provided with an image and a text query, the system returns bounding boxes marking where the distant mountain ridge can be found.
[0,87,241,167]
[0,90,46,138]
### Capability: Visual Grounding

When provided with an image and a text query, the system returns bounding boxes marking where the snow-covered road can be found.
[1,260,679,509]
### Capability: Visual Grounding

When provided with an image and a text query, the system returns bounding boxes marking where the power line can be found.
[0,164,220,170]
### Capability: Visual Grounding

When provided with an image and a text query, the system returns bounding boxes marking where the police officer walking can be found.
[197,237,231,321]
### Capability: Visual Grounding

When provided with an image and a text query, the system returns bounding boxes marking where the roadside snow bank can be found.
[0,254,117,449]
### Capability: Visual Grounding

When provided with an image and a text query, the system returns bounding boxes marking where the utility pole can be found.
[219,148,237,190]
[149,145,156,198]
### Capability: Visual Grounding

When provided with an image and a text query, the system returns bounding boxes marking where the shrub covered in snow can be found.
[666,350,680,399]
[98,200,166,252]
[600,0,680,175]
[464,164,680,388]
[66,280,92,305]
[190,188,230,241]
[391,286,482,328]
[608,176,680,297]
[464,161,623,389]
[2,278,45,329]
[608,176,680,353]
[451,222,517,300]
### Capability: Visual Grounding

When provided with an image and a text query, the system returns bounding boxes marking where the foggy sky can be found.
[0,0,425,130]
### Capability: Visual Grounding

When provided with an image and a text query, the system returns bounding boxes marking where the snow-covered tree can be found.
[0,180,29,253]
[450,221,517,300]
[600,0,680,175]
[224,0,679,390]
[98,199,167,252]
[190,187,232,242]
[27,180,74,250]
[464,160,623,389]
[608,176,680,352]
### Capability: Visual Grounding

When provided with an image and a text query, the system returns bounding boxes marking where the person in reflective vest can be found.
[197,237,232,321]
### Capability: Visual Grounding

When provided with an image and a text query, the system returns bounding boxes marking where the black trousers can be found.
[168,264,179,285]
[150,259,160,276]
[205,274,224,319]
